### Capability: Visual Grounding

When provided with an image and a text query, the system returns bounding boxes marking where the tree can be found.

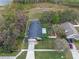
[2,29,16,53]
[51,13,60,24]
[59,10,78,23]
[0,9,27,53]
[40,11,60,24]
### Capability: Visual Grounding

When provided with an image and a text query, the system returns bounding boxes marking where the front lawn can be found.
[35,39,55,49]
[0,51,19,56]
[16,52,27,59]
[35,51,66,59]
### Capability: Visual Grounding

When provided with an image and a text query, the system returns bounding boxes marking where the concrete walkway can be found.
[74,25,79,27]
[0,56,16,59]
[26,42,35,59]
[70,43,79,59]
[21,49,64,51]
[34,49,63,51]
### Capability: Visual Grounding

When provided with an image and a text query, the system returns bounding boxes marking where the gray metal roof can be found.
[28,20,42,39]
[61,22,78,36]
[61,22,79,39]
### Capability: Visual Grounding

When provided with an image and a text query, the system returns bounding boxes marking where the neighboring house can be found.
[61,22,79,40]
[0,0,13,6]
[28,20,42,41]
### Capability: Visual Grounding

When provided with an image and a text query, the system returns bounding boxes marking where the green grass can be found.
[21,42,28,49]
[0,51,19,56]
[74,40,79,49]
[17,52,27,59]
[35,39,55,49]
[42,24,49,28]
[29,12,43,19]
[11,3,35,10]
[35,51,66,59]
[16,25,28,49]
[16,38,28,50]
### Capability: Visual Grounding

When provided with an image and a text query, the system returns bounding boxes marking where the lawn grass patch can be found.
[21,41,28,49]
[35,51,66,59]
[74,40,79,49]
[35,39,55,49]
[0,51,19,56]
[17,52,27,59]
[29,12,43,19]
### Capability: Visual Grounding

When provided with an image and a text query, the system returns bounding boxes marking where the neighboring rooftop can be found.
[28,20,42,39]
[61,22,79,39]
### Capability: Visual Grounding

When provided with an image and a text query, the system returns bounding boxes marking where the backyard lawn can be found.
[17,52,27,59]
[35,39,55,49]
[35,51,66,59]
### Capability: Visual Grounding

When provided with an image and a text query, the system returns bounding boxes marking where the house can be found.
[28,20,42,41]
[0,0,13,6]
[61,22,79,40]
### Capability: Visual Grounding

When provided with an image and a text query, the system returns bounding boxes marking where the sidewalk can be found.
[26,42,35,59]
[70,44,79,59]
[0,56,16,59]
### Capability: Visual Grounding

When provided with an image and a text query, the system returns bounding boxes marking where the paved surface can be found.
[0,56,16,59]
[21,49,64,51]
[26,42,35,59]
[70,43,79,59]
[35,49,63,51]
[74,25,79,27]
